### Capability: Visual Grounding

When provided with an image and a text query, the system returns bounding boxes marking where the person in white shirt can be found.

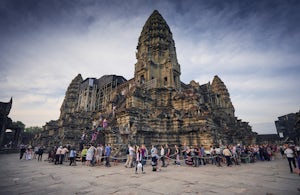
[151,145,159,171]
[284,145,297,173]
[55,146,63,165]
[60,146,69,164]
[223,146,232,166]
[215,146,222,167]
[160,145,166,167]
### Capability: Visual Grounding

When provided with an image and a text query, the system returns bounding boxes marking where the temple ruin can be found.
[0,98,13,147]
[38,10,257,151]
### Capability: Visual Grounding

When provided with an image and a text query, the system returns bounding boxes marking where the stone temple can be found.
[38,10,257,151]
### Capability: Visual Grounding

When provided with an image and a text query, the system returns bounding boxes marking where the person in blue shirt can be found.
[69,147,77,166]
[104,144,111,167]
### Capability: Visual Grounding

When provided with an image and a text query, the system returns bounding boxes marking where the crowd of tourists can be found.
[19,142,300,175]
[19,143,44,161]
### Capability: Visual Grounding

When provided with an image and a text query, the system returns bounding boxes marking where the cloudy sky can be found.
[1,0,299,134]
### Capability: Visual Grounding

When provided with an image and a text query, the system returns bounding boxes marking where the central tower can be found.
[134,10,181,90]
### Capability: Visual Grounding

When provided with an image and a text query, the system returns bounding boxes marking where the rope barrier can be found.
[101,154,247,161]
[72,151,255,167]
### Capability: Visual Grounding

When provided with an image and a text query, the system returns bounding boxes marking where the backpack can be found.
[38,148,43,155]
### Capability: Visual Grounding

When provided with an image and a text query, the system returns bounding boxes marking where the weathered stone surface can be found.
[0,98,13,147]
[39,74,94,147]
[275,110,300,144]
[37,10,257,151]
[135,10,181,90]
[60,74,83,118]
[0,153,299,195]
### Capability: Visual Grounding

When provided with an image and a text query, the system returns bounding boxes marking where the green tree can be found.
[11,121,25,146]
[12,121,25,131]
[25,126,42,134]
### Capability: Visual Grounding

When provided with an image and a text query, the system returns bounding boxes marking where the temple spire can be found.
[211,75,235,116]
[134,10,181,90]
[59,74,83,119]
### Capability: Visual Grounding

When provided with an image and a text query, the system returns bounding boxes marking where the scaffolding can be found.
[95,75,127,111]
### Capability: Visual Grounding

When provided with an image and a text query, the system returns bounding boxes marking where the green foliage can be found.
[12,121,25,130]
[25,126,42,134]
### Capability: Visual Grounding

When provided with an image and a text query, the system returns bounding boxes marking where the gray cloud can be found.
[0,0,299,134]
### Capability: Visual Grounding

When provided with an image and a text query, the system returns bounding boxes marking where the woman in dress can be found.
[86,144,96,166]
[135,146,145,174]
[25,146,32,160]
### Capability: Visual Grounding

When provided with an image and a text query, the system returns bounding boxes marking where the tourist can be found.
[81,146,87,165]
[279,145,285,159]
[81,131,86,142]
[229,145,238,165]
[284,145,297,173]
[19,143,26,160]
[262,145,270,161]
[185,146,193,166]
[37,146,44,161]
[96,144,103,166]
[151,145,159,171]
[258,145,264,161]
[267,145,273,161]
[182,143,187,159]
[103,119,108,128]
[113,152,119,166]
[230,145,237,165]
[193,145,199,167]
[66,144,71,162]
[199,145,206,166]
[48,146,56,162]
[124,144,134,168]
[215,145,222,167]
[69,146,77,166]
[174,145,180,166]
[223,146,232,167]
[250,145,258,163]
[91,131,97,143]
[296,145,300,175]
[151,145,157,156]
[104,144,111,167]
[141,144,147,166]
[60,146,69,164]
[165,144,171,166]
[210,146,216,165]
[55,146,62,165]
[33,145,39,159]
[79,131,86,151]
[160,145,166,167]
[25,146,32,160]
[124,144,130,167]
[135,146,145,174]
[86,144,96,166]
